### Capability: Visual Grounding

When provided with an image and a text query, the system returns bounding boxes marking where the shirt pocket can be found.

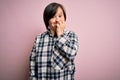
[51,49,68,70]
[51,52,75,74]
[51,50,75,71]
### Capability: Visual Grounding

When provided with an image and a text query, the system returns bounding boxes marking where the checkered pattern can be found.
[29,30,78,80]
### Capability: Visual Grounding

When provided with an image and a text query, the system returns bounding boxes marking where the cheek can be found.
[48,21,52,27]
[49,19,55,25]
[61,17,65,22]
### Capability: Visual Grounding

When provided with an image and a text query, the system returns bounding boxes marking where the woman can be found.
[29,2,78,80]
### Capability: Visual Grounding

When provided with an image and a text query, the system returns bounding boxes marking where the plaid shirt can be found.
[29,30,78,80]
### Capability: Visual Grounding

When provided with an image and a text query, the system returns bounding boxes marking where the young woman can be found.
[29,2,78,80]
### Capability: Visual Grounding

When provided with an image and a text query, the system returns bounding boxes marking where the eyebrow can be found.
[58,11,63,15]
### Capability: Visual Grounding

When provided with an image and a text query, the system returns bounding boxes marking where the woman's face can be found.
[48,7,66,32]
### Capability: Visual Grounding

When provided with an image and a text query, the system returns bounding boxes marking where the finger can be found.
[60,21,63,25]
[56,23,60,28]
[57,21,61,25]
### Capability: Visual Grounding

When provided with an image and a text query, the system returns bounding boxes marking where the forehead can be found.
[56,7,63,14]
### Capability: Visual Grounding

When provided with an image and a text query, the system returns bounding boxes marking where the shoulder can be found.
[36,31,48,39]
[34,31,48,43]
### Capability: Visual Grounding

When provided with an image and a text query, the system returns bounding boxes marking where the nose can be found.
[55,16,60,22]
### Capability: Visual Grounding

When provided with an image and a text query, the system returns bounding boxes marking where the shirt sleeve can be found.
[29,37,38,80]
[54,31,78,61]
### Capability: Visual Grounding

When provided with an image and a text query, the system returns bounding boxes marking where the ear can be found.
[48,26,50,29]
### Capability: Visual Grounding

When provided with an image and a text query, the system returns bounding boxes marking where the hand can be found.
[55,21,66,37]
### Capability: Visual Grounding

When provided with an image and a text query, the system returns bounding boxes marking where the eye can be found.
[59,14,62,18]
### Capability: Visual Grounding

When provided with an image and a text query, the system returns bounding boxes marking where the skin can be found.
[48,7,66,37]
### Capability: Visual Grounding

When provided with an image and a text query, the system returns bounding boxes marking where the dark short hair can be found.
[43,2,66,30]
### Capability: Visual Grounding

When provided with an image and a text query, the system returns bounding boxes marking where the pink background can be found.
[0,0,120,80]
